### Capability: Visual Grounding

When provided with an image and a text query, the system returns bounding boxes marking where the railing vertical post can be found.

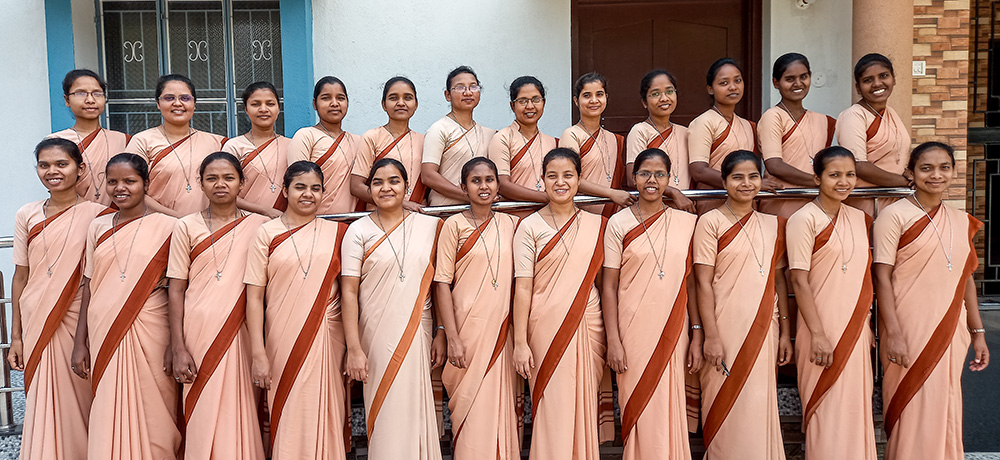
[0,272,16,432]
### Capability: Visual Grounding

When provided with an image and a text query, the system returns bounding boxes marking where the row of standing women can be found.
[9,52,989,460]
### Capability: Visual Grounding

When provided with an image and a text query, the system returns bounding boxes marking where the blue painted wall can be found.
[279,0,314,134]
[45,0,76,131]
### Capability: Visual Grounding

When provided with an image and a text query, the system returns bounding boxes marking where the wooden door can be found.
[573,0,762,133]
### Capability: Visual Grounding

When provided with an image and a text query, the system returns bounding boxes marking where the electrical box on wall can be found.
[913,60,927,77]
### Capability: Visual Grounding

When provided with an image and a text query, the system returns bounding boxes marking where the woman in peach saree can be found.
[693,150,792,460]
[625,70,690,191]
[48,69,130,206]
[435,157,520,459]
[342,158,446,460]
[222,81,290,218]
[836,53,911,215]
[9,139,109,459]
[166,152,268,459]
[602,148,702,459]
[758,53,836,218]
[512,148,607,460]
[786,146,876,459]
[873,142,990,460]
[559,72,636,217]
[420,66,497,207]
[688,59,757,192]
[71,153,180,459]
[244,161,350,459]
[288,76,361,215]
[488,76,558,211]
[351,76,426,212]
[125,74,227,217]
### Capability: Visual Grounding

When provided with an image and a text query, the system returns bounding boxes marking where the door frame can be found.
[570,0,764,126]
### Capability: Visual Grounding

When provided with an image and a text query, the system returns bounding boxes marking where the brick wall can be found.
[967,0,991,276]
[912,0,971,210]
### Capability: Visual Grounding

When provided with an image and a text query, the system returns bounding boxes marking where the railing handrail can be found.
[0,187,913,247]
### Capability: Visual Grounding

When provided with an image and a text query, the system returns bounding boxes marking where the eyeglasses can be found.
[69,91,106,99]
[158,94,195,103]
[450,85,481,93]
[514,96,544,106]
[646,89,677,99]
[635,171,668,180]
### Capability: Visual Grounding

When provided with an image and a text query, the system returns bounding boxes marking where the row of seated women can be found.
[11,137,990,460]
[8,50,987,460]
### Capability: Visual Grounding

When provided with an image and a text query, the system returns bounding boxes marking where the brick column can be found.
[912,0,970,209]
[853,0,915,133]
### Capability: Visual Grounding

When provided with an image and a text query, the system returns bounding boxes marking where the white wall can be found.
[312,0,573,137]
[0,1,51,285]
[761,0,854,118]
[73,0,101,71]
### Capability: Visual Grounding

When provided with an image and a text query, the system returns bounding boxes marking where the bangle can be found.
[780,316,790,321]
[690,324,703,330]
[436,325,445,331]
[969,328,986,334]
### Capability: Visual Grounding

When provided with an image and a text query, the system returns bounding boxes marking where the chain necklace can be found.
[111,205,149,282]
[375,210,409,281]
[577,123,613,183]
[447,113,482,158]
[860,99,884,120]
[72,127,110,200]
[813,199,855,274]
[38,197,80,277]
[247,131,281,193]
[469,210,500,289]
[711,104,734,125]
[316,122,358,172]
[383,126,415,197]
[281,215,319,279]
[159,125,196,192]
[547,207,581,257]
[645,118,679,185]
[776,102,815,165]
[912,195,954,271]
[859,100,899,164]
[204,206,241,281]
[634,204,670,280]
[516,126,543,191]
[723,202,766,277]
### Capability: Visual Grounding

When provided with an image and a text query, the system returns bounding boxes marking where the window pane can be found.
[102,1,161,133]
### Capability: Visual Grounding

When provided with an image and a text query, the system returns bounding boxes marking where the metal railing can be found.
[0,187,912,436]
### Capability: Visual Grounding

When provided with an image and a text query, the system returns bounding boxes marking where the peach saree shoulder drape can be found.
[126,128,228,216]
[168,211,268,459]
[626,121,691,190]
[604,207,698,460]
[244,217,350,459]
[786,202,876,459]
[342,212,444,460]
[757,107,836,218]
[351,127,427,208]
[13,200,108,460]
[423,116,496,206]
[85,211,180,460]
[692,208,786,460]
[222,135,292,212]
[435,212,520,459]
[49,128,130,206]
[873,199,982,460]
[488,122,559,196]
[287,126,361,215]
[560,124,625,217]
[836,103,911,214]
[513,210,608,460]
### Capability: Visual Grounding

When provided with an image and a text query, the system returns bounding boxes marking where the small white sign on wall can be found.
[913,60,927,77]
